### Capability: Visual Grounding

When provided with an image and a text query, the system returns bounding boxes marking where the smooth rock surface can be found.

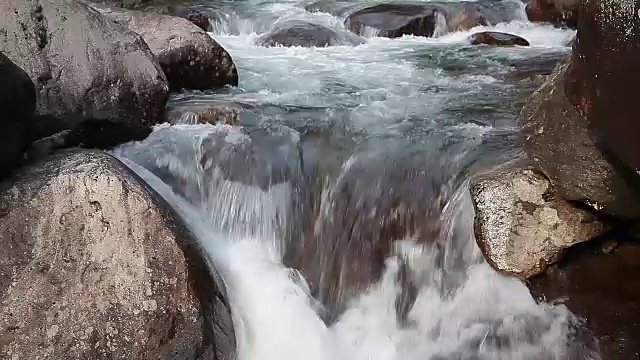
[448,5,490,32]
[528,238,640,359]
[344,3,446,38]
[565,0,640,189]
[259,20,365,47]
[0,52,36,178]
[525,0,578,28]
[0,0,169,128]
[471,162,607,278]
[521,61,640,219]
[468,31,530,46]
[0,149,235,359]
[105,9,238,91]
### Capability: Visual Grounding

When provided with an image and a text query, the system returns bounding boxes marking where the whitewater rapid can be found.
[114,0,596,358]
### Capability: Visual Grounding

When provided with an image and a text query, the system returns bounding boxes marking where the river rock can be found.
[344,3,446,38]
[0,149,235,359]
[173,7,212,31]
[471,162,607,278]
[525,0,578,28]
[0,0,169,130]
[169,105,241,126]
[468,31,530,46]
[521,60,640,219]
[259,20,365,47]
[528,238,640,359]
[0,52,36,178]
[448,5,490,32]
[104,9,238,91]
[565,0,640,200]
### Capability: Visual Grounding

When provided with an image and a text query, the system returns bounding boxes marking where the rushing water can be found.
[112,0,600,358]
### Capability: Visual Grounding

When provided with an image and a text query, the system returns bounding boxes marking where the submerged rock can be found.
[169,105,241,126]
[344,3,446,38]
[0,52,36,178]
[0,149,235,359]
[521,61,640,219]
[471,162,607,278]
[468,31,530,46]
[259,20,365,47]
[525,0,578,29]
[0,0,169,127]
[105,9,238,91]
[448,5,490,32]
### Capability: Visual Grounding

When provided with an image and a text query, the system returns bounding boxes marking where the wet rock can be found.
[169,105,241,126]
[525,0,578,29]
[0,0,169,128]
[96,0,153,9]
[0,149,235,359]
[565,0,640,200]
[521,61,640,219]
[113,123,305,242]
[471,162,608,278]
[528,238,640,359]
[448,5,490,32]
[285,139,454,323]
[259,20,365,47]
[0,52,36,178]
[344,3,446,38]
[174,7,212,31]
[468,31,530,46]
[105,9,238,91]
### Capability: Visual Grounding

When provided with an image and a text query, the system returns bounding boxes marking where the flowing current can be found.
[112,0,597,359]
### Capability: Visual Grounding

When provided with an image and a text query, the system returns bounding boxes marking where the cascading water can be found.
[113,0,600,358]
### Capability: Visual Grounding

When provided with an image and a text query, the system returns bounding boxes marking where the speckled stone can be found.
[471,163,608,278]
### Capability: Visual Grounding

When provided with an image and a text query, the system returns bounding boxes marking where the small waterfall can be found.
[433,11,449,38]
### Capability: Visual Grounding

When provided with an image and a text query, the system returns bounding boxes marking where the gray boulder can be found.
[471,161,608,278]
[0,149,235,359]
[104,9,238,91]
[520,60,640,219]
[0,0,169,131]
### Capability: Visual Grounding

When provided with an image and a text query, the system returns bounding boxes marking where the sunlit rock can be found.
[0,0,169,126]
[468,31,530,46]
[344,3,446,38]
[0,149,235,359]
[471,162,607,278]
[104,8,238,91]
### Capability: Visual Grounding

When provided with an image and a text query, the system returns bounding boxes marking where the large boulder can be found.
[0,52,36,177]
[565,0,640,188]
[468,31,530,46]
[104,9,238,91]
[344,4,446,38]
[471,161,608,278]
[528,238,640,359]
[259,20,365,47]
[0,149,235,359]
[520,60,640,219]
[525,0,578,28]
[0,0,169,132]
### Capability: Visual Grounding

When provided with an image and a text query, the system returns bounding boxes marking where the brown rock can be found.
[0,149,235,359]
[104,9,238,91]
[521,60,640,219]
[471,161,607,278]
[528,238,640,359]
[565,0,640,187]
[468,31,530,46]
[448,5,490,32]
[525,0,578,28]
[170,105,240,126]
[344,3,446,38]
